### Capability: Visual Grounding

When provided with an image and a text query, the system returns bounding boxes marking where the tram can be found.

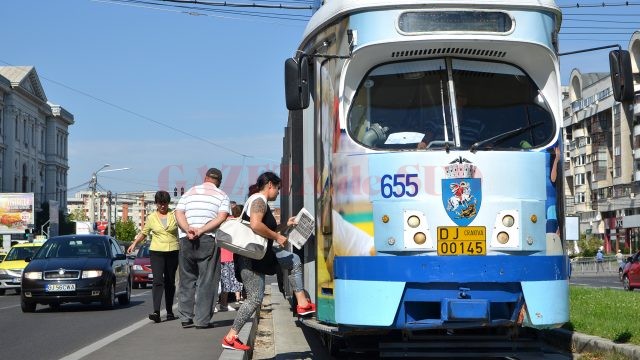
[279,0,632,350]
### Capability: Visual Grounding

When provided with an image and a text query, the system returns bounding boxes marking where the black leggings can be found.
[149,250,179,313]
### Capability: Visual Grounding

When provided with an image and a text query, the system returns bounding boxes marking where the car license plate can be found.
[12,278,21,284]
[437,226,486,255]
[46,284,76,292]
[148,273,153,279]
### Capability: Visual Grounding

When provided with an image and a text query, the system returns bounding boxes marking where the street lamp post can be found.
[89,164,110,227]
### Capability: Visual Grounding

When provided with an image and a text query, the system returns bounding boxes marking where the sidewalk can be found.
[248,283,640,360]
[249,283,317,359]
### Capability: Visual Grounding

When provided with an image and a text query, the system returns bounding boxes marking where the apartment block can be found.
[562,32,640,253]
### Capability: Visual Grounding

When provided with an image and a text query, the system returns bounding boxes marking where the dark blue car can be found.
[20,235,131,312]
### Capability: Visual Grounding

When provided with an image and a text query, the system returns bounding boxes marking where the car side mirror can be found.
[114,253,126,261]
[24,257,32,263]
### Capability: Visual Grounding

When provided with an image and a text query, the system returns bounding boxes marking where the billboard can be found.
[0,193,35,234]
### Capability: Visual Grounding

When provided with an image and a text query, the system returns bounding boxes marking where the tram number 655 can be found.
[381,173,418,198]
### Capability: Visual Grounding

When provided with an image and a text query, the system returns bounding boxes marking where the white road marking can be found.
[131,290,151,297]
[58,304,177,360]
[0,304,20,310]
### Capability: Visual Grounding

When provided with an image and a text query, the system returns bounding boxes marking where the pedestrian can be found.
[217,205,244,312]
[175,168,230,329]
[616,249,625,269]
[127,190,179,323]
[596,249,605,273]
[221,171,315,351]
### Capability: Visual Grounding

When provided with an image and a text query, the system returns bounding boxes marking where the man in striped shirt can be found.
[175,167,230,329]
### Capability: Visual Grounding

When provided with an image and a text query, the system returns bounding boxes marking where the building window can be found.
[576,192,586,203]
[575,173,586,185]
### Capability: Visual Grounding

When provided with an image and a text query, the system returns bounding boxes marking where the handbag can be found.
[216,195,268,260]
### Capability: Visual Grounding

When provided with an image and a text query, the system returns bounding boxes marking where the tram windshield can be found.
[348,58,555,151]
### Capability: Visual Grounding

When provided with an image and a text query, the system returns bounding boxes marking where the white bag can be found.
[216,195,268,260]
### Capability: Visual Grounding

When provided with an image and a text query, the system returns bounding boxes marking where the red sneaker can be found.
[221,336,251,351]
[296,301,316,316]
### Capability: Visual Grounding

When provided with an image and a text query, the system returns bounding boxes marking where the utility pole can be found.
[107,191,112,236]
[89,164,110,227]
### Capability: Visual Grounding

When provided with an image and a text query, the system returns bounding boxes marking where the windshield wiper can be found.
[469,121,543,153]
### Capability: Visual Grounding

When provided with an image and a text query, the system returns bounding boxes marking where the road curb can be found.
[541,328,640,359]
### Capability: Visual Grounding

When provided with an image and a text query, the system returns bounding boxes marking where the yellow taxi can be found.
[0,243,43,295]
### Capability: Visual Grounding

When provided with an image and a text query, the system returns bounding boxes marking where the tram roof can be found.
[301,0,562,47]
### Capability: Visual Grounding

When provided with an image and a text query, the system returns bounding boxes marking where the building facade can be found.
[562,32,640,254]
[67,190,280,234]
[67,191,170,232]
[0,66,73,210]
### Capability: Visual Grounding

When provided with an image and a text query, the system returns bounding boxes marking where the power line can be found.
[564,17,640,23]
[94,0,311,22]
[562,24,640,28]
[155,0,312,10]
[559,1,640,9]
[0,59,277,162]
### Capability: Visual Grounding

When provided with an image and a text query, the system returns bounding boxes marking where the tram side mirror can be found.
[609,50,634,102]
[285,57,310,110]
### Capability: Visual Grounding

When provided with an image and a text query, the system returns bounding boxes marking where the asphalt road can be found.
[569,272,623,289]
[0,288,155,359]
[0,287,232,360]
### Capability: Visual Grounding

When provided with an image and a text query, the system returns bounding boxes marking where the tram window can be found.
[451,60,555,150]
[348,59,451,149]
[398,11,514,34]
[348,58,554,151]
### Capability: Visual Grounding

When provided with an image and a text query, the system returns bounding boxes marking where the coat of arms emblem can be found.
[442,157,481,226]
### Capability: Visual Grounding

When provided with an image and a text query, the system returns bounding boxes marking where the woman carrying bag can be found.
[221,171,315,351]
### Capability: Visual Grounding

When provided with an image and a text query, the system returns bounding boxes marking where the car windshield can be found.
[137,246,150,258]
[5,246,39,261]
[34,238,109,259]
[348,58,555,150]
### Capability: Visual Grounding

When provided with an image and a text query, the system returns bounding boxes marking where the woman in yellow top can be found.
[127,190,179,323]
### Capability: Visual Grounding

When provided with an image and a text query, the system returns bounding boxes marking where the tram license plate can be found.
[437,226,486,256]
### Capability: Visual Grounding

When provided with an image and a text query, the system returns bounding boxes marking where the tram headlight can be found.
[413,232,426,245]
[407,215,420,228]
[497,231,509,244]
[502,215,515,227]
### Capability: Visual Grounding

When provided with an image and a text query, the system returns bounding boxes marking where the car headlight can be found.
[133,265,143,271]
[82,270,103,278]
[24,271,42,280]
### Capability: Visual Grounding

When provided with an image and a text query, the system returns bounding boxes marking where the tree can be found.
[67,208,88,222]
[115,217,137,243]
[577,233,602,258]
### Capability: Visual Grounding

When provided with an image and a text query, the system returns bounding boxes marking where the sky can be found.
[2,0,638,203]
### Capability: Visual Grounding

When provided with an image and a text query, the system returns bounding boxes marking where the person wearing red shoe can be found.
[222,172,302,350]
[274,216,315,316]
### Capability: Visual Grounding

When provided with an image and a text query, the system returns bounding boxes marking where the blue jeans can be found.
[177,235,220,327]
[273,244,303,293]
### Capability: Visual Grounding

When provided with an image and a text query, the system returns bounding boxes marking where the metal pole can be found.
[107,191,112,236]
[89,164,110,228]
[90,173,97,226]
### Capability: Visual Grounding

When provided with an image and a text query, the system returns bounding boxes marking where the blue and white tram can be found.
[282,0,570,336]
